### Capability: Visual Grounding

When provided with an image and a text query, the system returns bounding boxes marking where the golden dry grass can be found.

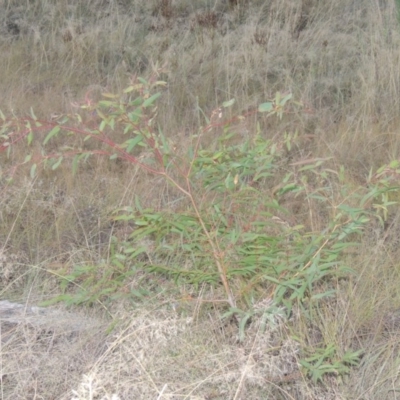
[2,0,400,398]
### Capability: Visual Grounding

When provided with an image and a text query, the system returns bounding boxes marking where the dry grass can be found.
[2,0,400,398]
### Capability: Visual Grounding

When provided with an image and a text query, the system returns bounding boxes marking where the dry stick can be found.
[156,384,168,400]
[187,177,236,308]
[161,172,236,309]
[145,120,236,309]
[186,120,236,308]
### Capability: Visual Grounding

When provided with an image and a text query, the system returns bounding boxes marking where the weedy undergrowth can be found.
[1,70,400,380]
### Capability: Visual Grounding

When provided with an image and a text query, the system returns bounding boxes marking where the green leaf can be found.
[224,173,236,189]
[71,155,78,175]
[159,129,170,152]
[101,92,119,99]
[222,98,235,108]
[124,247,147,258]
[99,120,106,132]
[134,196,143,212]
[30,163,37,178]
[130,96,144,106]
[142,92,161,108]
[98,100,113,107]
[125,135,143,153]
[96,109,106,120]
[39,295,71,306]
[262,275,282,285]
[238,313,252,342]
[113,214,135,221]
[27,130,33,146]
[280,93,292,106]
[128,109,142,122]
[389,160,399,168]
[30,107,37,120]
[43,126,60,145]
[258,102,273,113]
[52,156,63,170]
[123,86,135,93]
[134,220,150,226]
[310,290,336,300]
[153,80,167,87]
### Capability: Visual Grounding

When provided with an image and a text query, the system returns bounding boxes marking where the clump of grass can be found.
[1,0,400,141]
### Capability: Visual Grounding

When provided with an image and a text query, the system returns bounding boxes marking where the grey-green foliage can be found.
[2,73,400,353]
[5,72,400,384]
[117,131,364,316]
[300,343,363,383]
